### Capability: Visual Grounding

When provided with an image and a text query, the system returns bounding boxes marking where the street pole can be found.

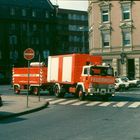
[79,26,85,53]
[82,29,85,52]
[38,53,41,102]
[27,60,30,108]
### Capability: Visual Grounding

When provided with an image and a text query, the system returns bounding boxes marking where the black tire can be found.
[32,87,39,95]
[54,85,65,98]
[14,86,20,94]
[77,86,85,101]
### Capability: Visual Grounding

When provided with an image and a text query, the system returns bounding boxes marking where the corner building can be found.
[88,0,140,80]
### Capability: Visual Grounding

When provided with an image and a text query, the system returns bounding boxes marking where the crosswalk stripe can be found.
[45,98,56,101]
[85,101,101,106]
[113,102,128,107]
[49,99,67,104]
[128,102,140,108]
[99,102,113,107]
[71,101,89,106]
[59,99,78,105]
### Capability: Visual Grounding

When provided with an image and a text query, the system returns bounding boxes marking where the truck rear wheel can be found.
[14,85,20,94]
[54,85,65,98]
[32,87,39,95]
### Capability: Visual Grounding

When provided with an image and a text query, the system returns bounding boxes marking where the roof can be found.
[0,0,54,10]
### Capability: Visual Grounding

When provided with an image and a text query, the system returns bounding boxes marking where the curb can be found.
[0,101,49,121]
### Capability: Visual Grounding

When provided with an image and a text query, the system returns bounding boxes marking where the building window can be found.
[10,8,15,16]
[45,25,49,31]
[122,4,131,20]
[122,31,131,46]
[102,32,110,47]
[46,38,49,45]
[32,10,36,17]
[22,24,26,31]
[101,9,109,22]
[22,9,26,16]
[9,35,17,45]
[43,50,49,59]
[32,24,37,31]
[10,23,16,31]
[36,38,39,45]
[45,11,49,18]
[10,50,18,60]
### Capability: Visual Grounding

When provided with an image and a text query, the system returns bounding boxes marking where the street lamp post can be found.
[79,26,85,53]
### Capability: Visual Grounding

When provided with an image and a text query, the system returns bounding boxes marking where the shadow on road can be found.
[0,116,26,124]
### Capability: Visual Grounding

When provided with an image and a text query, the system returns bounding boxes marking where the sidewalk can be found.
[0,95,49,120]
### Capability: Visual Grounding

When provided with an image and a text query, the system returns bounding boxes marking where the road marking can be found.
[45,98,56,101]
[49,99,67,104]
[113,102,128,107]
[59,99,78,105]
[99,102,113,107]
[45,98,140,108]
[128,102,140,108]
[71,101,89,106]
[85,101,101,106]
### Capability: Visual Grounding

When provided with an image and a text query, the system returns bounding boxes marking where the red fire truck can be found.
[12,54,115,100]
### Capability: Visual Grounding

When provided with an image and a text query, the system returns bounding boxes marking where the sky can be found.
[50,0,88,11]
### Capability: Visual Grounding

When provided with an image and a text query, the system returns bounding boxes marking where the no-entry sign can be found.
[24,48,35,60]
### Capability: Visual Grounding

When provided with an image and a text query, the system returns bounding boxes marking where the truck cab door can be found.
[81,67,90,89]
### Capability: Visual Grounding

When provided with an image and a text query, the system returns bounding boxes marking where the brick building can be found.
[88,0,140,80]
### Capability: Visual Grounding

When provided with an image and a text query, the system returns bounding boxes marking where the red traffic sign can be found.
[24,48,35,60]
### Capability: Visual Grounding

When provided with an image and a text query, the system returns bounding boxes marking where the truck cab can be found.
[77,64,115,100]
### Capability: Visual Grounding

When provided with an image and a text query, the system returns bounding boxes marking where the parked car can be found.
[115,78,125,91]
[120,77,130,89]
[121,76,140,87]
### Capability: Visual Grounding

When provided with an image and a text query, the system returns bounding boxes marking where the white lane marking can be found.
[71,101,89,106]
[49,99,67,104]
[113,102,128,107]
[45,98,56,101]
[128,102,140,108]
[99,102,113,107]
[85,101,101,106]
[59,99,78,105]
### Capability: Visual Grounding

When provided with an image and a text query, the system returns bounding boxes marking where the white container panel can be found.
[62,56,72,82]
[47,56,59,82]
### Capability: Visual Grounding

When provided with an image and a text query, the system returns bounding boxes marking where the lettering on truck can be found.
[91,77,115,84]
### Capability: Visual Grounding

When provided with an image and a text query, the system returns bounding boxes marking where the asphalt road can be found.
[0,85,140,140]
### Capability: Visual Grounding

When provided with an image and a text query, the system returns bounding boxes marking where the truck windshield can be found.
[90,66,114,76]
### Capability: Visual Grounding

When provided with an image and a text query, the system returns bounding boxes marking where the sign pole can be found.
[24,48,35,108]
[27,60,30,108]
[38,54,40,102]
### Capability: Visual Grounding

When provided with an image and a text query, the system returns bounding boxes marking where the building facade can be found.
[88,0,140,80]
[0,0,56,84]
[55,8,89,54]
[0,1,89,84]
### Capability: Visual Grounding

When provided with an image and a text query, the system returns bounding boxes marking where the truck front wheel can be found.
[77,86,85,101]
